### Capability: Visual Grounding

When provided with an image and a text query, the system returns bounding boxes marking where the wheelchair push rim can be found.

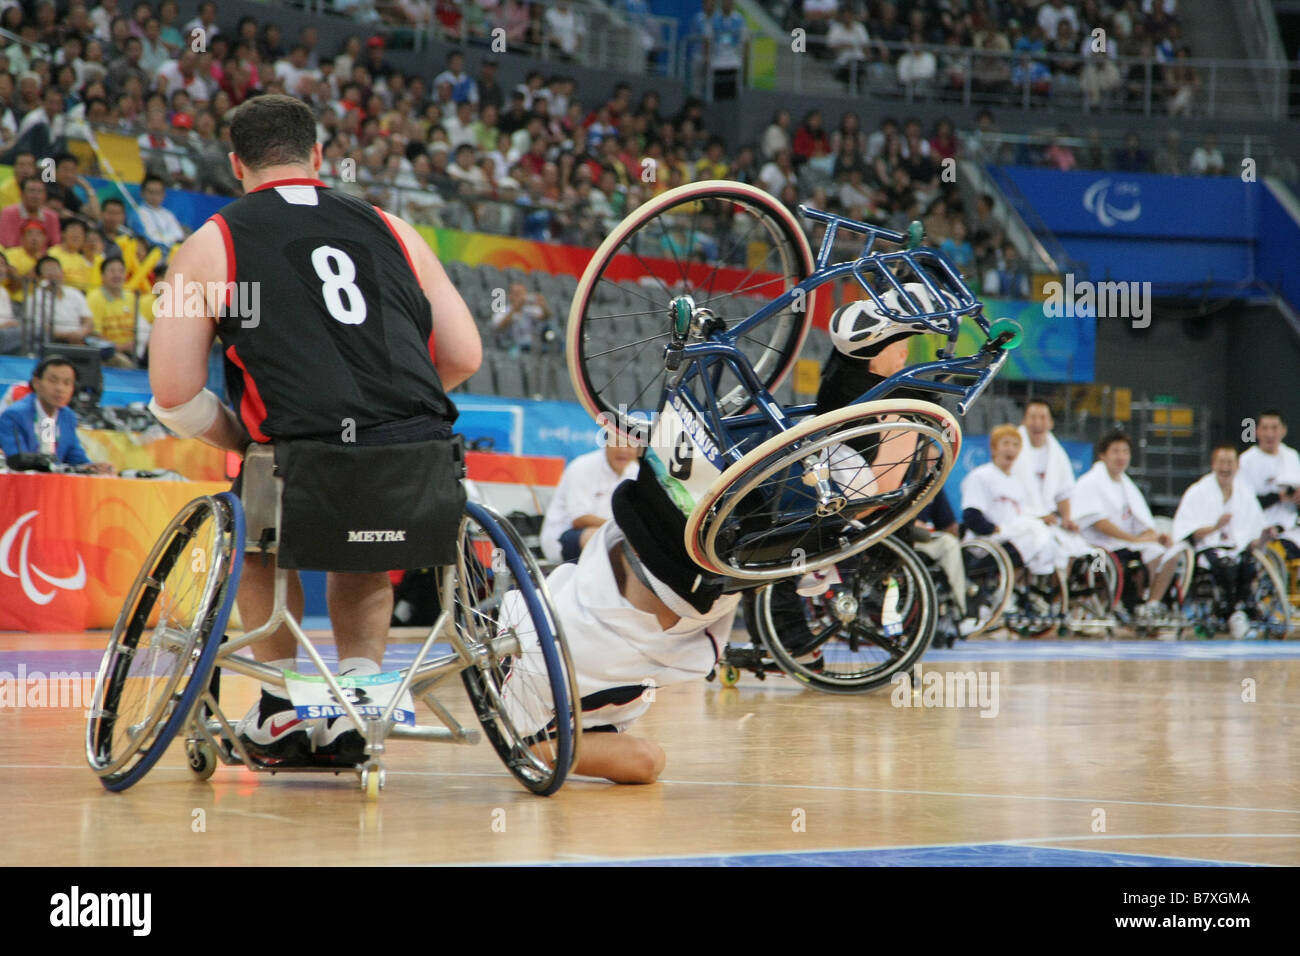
[86,493,244,790]
[566,180,815,441]
[686,399,960,581]
[456,502,580,795]
[959,537,1015,637]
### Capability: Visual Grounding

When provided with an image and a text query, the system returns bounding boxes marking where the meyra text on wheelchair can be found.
[567,180,1023,584]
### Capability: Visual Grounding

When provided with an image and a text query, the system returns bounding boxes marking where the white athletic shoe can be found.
[1227,610,1250,640]
[796,566,841,596]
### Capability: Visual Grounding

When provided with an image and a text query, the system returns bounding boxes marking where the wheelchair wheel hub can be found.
[831,592,859,623]
[816,497,847,517]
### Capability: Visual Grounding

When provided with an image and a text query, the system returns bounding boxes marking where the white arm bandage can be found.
[148,388,222,439]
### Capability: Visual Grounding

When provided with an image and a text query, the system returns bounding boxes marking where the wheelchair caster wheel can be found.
[720,665,740,688]
[186,739,219,781]
[361,766,382,799]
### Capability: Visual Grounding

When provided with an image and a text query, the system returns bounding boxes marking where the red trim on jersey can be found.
[372,205,436,367]
[224,345,270,443]
[209,213,235,308]
[373,205,418,276]
[251,177,329,192]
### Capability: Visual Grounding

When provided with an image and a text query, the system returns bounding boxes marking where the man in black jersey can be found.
[148,95,481,765]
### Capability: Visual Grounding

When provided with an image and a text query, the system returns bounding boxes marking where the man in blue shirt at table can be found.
[0,354,114,473]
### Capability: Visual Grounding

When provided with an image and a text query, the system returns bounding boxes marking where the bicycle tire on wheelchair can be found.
[685,399,960,581]
[455,502,580,796]
[566,180,815,440]
[743,535,937,694]
[86,493,244,791]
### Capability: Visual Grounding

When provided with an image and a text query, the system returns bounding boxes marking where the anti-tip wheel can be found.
[185,739,219,781]
[362,765,382,800]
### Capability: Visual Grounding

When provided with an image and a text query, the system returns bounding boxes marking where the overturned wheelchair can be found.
[567,181,1022,692]
[85,444,581,797]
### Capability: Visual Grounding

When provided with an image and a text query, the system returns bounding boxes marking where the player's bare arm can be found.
[147,219,251,454]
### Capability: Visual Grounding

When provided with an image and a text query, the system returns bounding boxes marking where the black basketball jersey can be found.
[212,178,455,442]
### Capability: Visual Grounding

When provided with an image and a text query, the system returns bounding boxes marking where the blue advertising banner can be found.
[992,166,1266,292]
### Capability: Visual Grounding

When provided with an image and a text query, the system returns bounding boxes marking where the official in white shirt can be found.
[540,438,640,563]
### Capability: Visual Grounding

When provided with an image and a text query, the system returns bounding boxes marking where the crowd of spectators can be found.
[0,0,1256,359]
[772,1,1194,114]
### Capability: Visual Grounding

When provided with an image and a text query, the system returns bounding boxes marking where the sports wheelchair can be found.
[946,535,1122,639]
[85,444,581,797]
[567,181,1021,691]
[1138,541,1294,640]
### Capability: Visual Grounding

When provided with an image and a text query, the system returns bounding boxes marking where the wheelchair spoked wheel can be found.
[1064,551,1121,637]
[1248,546,1292,640]
[86,493,244,791]
[959,537,1014,637]
[687,400,959,581]
[455,503,580,796]
[1006,568,1069,638]
[744,535,937,694]
[567,180,814,439]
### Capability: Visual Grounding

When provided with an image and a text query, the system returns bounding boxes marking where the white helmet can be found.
[828,282,957,358]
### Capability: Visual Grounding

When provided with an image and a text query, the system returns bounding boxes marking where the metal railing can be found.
[730,34,1296,120]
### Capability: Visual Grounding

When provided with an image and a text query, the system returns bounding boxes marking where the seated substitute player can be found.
[1070,430,1181,617]
[147,94,480,767]
[1012,399,1080,531]
[1237,409,1300,558]
[960,425,1082,576]
[1172,443,1274,639]
[500,295,934,784]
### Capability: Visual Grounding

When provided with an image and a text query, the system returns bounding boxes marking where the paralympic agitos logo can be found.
[0,510,87,605]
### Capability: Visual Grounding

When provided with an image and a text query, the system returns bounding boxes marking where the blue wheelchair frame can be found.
[646,206,1017,466]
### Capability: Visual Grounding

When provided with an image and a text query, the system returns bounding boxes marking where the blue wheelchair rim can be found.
[98,492,245,792]
[465,501,574,795]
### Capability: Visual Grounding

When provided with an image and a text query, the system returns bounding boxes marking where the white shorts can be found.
[499,520,740,734]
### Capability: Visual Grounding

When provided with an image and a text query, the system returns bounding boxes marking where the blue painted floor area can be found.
[559,844,1250,867]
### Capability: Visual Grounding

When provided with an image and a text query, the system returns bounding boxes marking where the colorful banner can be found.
[0,473,228,632]
[908,296,1096,383]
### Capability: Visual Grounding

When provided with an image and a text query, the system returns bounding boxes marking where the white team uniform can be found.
[1010,427,1094,563]
[960,462,1060,574]
[1237,444,1300,550]
[1070,462,1177,565]
[499,520,740,735]
[1172,473,1266,561]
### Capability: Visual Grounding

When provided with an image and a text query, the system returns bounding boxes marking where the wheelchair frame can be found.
[87,445,581,796]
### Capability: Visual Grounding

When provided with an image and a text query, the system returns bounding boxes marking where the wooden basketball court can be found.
[3,630,1297,867]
